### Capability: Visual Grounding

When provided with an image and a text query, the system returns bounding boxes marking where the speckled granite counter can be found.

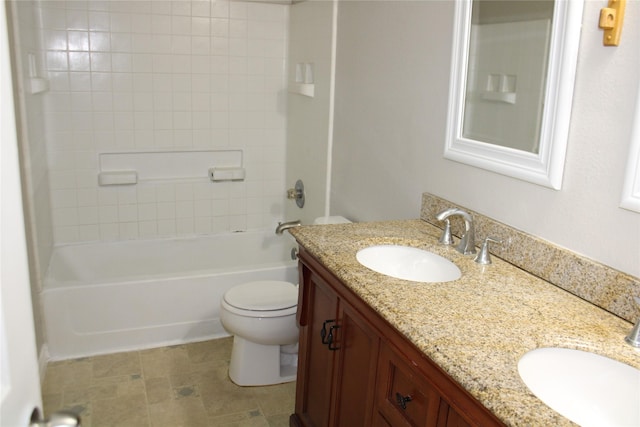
[289,219,640,427]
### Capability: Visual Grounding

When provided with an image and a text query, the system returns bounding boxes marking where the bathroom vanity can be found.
[291,244,502,427]
[288,219,639,427]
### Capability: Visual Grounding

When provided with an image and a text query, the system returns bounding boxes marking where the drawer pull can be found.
[320,319,336,344]
[395,392,413,410]
[327,325,341,350]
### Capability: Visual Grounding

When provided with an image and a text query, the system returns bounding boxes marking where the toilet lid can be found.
[224,281,298,311]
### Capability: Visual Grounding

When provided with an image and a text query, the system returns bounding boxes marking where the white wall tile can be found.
[89,31,111,51]
[41,8,67,30]
[139,221,158,237]
[157,219,176,236]
[152,1,172,16]
[111,13,132,33]
[55,226,80,243]
[67,9,89,31]
[118,204,138,222]
[131,14,152,34]
[40,0,289,243]
[78,206,98,224]
[88,11,110,31]
[110,33,132,52]
[118,222,139,239]
[68,52,90,71]
[78,224,101,241]
[192,1,210,18]
[172,1,192,17]
[212,1,230,19]
[99,223,119,240]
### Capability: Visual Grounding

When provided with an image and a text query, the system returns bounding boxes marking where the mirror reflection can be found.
[462,0,554,153]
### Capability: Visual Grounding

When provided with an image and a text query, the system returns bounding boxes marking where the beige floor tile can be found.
[91,351,142,379]
[42,359,93,392]
[91,393,149,427]
[251,382,296,417]
[145,377,172,404]
[140,345,193,379]
[199,378,261,418]
[186,337,233,363]
[42,338,296,427]
[208,409,270,427]
[266,413,291,427]
[41,392,63,416]
[147,394,209,427]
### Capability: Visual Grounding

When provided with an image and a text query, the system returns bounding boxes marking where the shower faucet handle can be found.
[287,179,305,208]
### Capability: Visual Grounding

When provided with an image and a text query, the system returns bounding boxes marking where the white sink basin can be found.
[356,245,461,283]
[518,347,640,427]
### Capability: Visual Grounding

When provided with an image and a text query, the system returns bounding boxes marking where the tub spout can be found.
[275,220,301,235]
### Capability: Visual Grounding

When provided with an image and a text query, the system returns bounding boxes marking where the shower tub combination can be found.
[42,230,298,360]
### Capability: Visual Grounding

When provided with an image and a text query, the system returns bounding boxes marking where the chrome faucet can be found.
[275,219,302,235]
[625,296,640,347]
[436,208,476,255]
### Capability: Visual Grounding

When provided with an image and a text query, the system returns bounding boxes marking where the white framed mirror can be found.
[445,0,584,189]
[620,85,640,213]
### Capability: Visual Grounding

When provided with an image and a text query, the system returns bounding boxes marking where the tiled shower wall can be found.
[39,0,289,243]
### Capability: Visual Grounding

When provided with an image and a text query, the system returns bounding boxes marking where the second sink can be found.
[518,347,640,427]
[356,245,461,283]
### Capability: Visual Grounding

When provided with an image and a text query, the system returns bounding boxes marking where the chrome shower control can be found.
[287,179,305,208]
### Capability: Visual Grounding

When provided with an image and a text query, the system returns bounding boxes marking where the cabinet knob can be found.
[395,392,413,410]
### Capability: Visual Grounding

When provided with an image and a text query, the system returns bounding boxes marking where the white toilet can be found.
[220,280,299,386]
[220,216,351,386]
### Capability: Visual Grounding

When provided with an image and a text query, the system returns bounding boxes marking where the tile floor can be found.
[42,337,296,427]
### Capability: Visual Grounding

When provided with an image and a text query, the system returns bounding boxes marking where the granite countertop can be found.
[289,219,640,427]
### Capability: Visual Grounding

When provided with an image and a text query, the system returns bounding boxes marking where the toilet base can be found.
[228,336,298,386]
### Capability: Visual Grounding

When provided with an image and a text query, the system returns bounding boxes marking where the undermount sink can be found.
[518,347,640,427]
[356,245,461,283]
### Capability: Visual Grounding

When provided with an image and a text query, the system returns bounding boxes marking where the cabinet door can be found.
[330,303,380,426]
[295,267,339,427]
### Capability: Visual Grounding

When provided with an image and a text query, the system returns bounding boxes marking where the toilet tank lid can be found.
[224,281,298,311]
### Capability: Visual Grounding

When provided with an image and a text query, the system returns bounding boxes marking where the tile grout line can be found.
[137,350,153,427]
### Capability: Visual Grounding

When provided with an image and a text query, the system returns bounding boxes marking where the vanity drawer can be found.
[376,344,441,427]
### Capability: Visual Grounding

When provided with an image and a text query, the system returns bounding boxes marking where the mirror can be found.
[445,0,584,189]
[620,85,640,213]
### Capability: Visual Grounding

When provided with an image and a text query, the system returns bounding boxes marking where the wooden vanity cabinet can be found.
[291,247,504,427]
[293,253,380,426]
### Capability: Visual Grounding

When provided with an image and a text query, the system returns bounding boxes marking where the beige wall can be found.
[285,0,334,224]
[331,0,640,278]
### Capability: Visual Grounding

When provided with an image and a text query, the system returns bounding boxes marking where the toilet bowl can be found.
[220,280,299,386]
[221,216,352,386]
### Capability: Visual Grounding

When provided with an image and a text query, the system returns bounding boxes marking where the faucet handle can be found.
[625,296,640,347]
[474,237,502,265]
[439,218,455,245]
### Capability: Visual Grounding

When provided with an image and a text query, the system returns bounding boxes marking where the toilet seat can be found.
[223,281,298,317]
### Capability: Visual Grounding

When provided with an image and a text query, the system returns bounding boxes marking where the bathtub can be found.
[42,231,298,360]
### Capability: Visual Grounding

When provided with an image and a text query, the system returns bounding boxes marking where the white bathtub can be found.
[42,231,298,360]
